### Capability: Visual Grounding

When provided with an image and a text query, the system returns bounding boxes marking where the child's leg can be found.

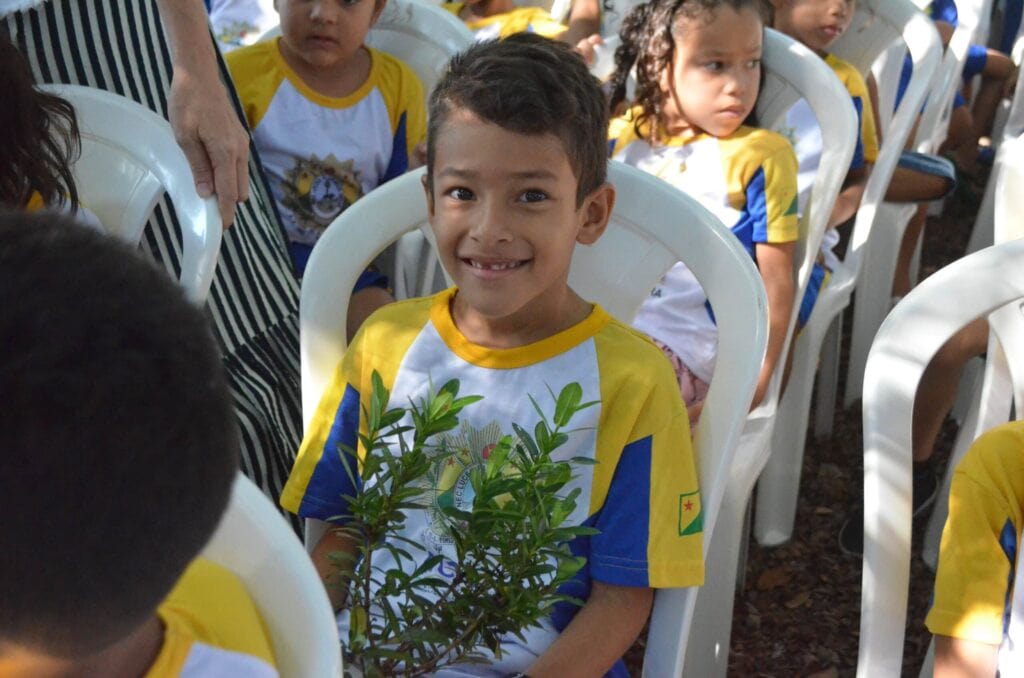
[651,338,710,429]
[970,48,1016,147]
[892,204,929,298]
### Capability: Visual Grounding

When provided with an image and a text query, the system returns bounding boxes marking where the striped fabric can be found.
[3,0,303,528]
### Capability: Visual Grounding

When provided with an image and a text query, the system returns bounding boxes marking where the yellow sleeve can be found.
[926,422,1024,644]
[158,558,276,668]
[591,322,704,589]
[374,49,427,161]
[224,40,286,130]
[827,55,879,167]
[723,128,799,244]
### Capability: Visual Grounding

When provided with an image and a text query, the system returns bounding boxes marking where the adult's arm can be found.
[157,0,250,227]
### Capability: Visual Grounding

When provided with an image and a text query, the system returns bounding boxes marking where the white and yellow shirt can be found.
[226,40,426,247]
[442,2,567,40]
[927,421,1024,676]
[146,558,277,677]
[608,114,799,383]
[281,289,704,671]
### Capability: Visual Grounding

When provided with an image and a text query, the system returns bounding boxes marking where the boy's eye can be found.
[446,187,475,201]
[746,58,761,69]
[517,190,548,203]
[704,61,725,73]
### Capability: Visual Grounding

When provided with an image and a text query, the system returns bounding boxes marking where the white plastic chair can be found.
[677,29,857,674]
[857,238,1024,677]
[843,0,993,408]
[40,84,222,304]
[749,0,941,547]
[300,164,768,676]
[919,132,1024,570]
[203,472,342,678]
[260,0,474,96]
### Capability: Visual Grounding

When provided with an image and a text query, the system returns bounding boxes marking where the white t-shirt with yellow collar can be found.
[226,40,426,247]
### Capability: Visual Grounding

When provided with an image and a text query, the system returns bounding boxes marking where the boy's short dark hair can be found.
[426,33,609,207]
[0,212,239,656]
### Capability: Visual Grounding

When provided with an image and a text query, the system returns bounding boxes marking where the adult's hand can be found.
[158,0,249,228]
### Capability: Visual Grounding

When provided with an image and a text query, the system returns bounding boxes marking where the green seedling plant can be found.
[332,371,598,677]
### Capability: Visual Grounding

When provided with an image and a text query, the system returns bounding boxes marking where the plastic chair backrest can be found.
[40,84,222,304]
[857,239,1024,677]
[260,0,473,96]
[203,473,342,678]
[300,164,768,676]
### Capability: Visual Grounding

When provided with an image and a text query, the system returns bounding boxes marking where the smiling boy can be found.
[280,35,704,677]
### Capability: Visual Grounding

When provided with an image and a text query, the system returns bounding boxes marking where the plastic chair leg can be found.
[966,172,997,256]
[814,314,842,440]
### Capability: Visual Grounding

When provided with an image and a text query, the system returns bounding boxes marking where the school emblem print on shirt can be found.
[281,155,363,237]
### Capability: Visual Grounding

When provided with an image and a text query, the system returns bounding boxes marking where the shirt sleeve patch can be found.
[297,383,363,521]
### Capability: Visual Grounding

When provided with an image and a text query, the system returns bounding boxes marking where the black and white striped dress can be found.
[3,0,303,522]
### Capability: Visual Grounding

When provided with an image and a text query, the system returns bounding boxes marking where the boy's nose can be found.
[310,0,339,23]
[469,201,514,244]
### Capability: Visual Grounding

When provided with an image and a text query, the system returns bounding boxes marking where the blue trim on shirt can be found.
[798,262,827,328]
[1000,518,1018,638]
[382,112,410,184]
[298,383,363,521]
[735,166,769,253]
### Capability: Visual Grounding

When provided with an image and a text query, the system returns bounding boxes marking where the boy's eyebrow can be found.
[436,167,561,181]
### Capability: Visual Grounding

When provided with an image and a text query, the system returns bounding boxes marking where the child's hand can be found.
[411,142,427,170]
[574,34,603,66]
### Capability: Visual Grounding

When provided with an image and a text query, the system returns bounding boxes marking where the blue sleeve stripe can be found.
[589,435,653,587]
[850,97,866,170]
[608,138,618,156]
[740,166,769,246]
[298,384,363,521]
[798,263,827,328]
[1000,518,1018,638]
[381,111,410,184]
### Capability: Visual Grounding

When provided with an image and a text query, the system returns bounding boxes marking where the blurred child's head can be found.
[770,0,855,56]
[610,0,768,140]
[0,212,239,658]
[0,32,79,210]
[423,35,614,337]
[275,0,386,82]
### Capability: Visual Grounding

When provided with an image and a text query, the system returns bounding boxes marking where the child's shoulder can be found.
[368,47,425,96]
[359,293,436,341]
[721,125,797,166]
[957,421,1024,496]
[824,54,869,94]
[224,38,278,75]
[593,314,682,382]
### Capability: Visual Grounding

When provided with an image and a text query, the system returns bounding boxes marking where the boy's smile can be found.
[425,109,614,348]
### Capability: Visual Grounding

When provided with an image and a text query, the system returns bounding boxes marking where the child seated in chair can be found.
[608,0,800,425]
[926,421,1024,677]
[226,0,427,335]
[280,34,704,676]
[0,213,277,677]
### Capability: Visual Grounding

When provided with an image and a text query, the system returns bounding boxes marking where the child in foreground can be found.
[608,0,800,425]
[226,0,427,334]
[281,34,704,676]
[926,421,1024,677]
[0,213,276,677]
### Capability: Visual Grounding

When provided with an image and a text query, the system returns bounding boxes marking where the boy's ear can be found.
[421,172,435,217]
[370,0,387,25]
[576,182,615,245]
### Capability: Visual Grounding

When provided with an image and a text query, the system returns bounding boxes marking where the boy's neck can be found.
[450,287,594,349]
[0,615,164,678]
[277,41,373,99]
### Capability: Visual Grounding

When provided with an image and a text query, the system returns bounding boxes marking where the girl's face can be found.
[771,0,856,56]
[661,5,764,138]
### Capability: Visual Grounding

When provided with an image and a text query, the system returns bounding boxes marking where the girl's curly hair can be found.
[0,31,80,210]
[608,0,768,143]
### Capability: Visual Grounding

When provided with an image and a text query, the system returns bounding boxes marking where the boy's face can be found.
[425,109,612,341]
[276,0,384,76]
[770,0,856,55]
[662,6,763,138]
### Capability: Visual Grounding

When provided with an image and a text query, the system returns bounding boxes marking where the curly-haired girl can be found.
[608,0,800,425]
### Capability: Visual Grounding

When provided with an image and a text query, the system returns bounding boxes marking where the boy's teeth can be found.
[471,260,518,270]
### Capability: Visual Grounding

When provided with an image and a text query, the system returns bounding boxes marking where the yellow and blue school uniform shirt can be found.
[442,2,567,40]
[608,112,799,383]
[147,558,277,677]
[281,289,704,675]
[226,40,426,269]
[782,53,877,274]
[926,421,1024,676]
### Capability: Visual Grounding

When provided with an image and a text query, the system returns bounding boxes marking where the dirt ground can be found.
[623,175,985,676]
